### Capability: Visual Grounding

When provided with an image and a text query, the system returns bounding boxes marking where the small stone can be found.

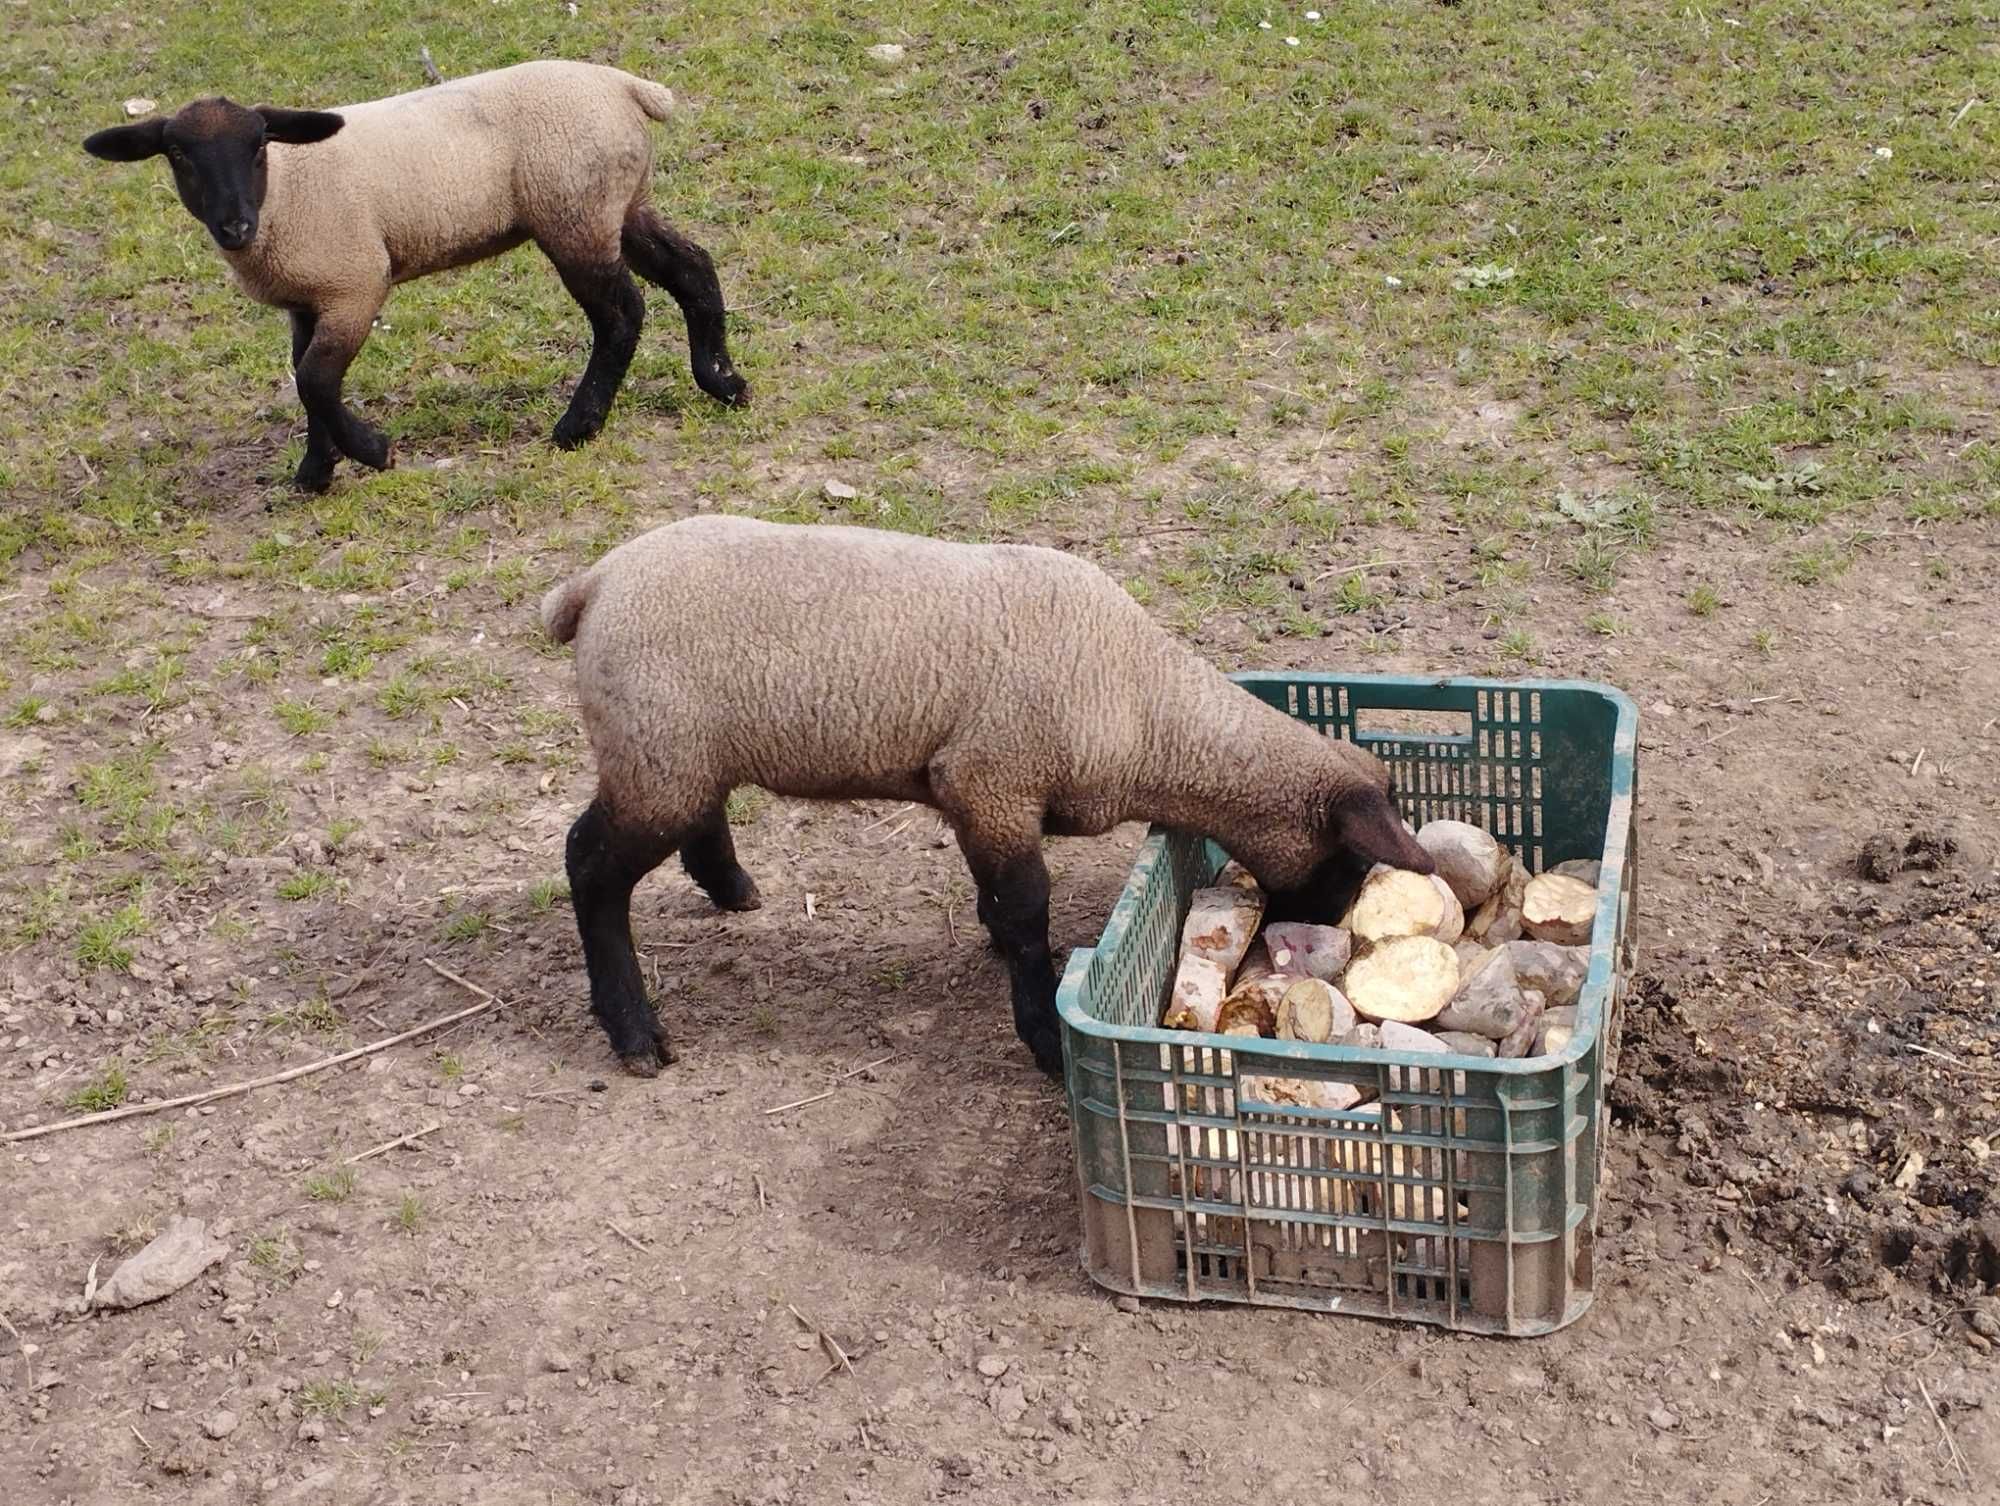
[1055,1401,1083,1433]
[1970,1303,2000,1342]
[147,1391,171,1412]
[544,1351,575,1374]
[123,97,157,117]
[864,43,905,65]
[1647,1405,1681,1431]
[201,1408,239,1440]
[1114,1296,1140,1314]
[297,1417,326,1442]
[990,1383,1028,1424]
[975,1355,1009,1379]
[505,1396,526,1415]
[822,478,859,501]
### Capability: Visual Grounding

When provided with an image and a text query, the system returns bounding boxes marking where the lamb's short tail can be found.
[540,570,596,645]
[627,75,678,122]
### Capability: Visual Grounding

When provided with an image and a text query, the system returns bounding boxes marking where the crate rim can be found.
[1054,670,1639,1077]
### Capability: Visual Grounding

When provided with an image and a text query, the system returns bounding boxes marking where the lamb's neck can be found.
[1125,657,1322,878]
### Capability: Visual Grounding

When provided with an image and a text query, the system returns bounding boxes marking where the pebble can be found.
[864,44,905,65]
[201,1408,239,1440]
[1647,1405,1681,1431]
[1055,1401,1083,1433]
[975,1355,1010,1379]
[822,479,859,501]
[544,1351,575,1374]
[297,1417,326,1442]
[1114,1296,1140,1314]
[990,1383,1028,1424]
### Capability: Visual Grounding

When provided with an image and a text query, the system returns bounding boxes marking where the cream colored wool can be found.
[214,61,677,312]
[543,515,1402,887]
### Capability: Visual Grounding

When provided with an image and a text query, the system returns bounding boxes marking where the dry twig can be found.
[788,1303,856,1381]
[1,960,509,1143]
[763,1055,895,1116]
[343,1122,443,1165]
[1917,1375,1972,1489]
[606,1221,650,1254]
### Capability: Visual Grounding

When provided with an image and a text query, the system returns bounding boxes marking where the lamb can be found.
[538,514,1435,1079]
[81,61,749,493]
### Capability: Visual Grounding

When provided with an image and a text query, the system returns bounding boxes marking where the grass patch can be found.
[305,1166,358,1203]
[66,1061,128,1112]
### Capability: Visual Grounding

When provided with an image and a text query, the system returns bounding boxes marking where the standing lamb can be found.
[81,60,749,492]
[540,515,1434,1079]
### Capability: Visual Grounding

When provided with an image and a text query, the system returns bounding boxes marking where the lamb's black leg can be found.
[543,254,646,450]
[621,204,750,409]
[959,840,1063,1078]
[288,311,341,493]
[679,807,763,912]
[565,798,678,1076]
[295,296,393,471]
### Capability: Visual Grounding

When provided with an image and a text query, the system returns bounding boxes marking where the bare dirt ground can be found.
[3,434,1997,1506]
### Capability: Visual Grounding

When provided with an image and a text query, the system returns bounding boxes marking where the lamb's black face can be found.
[82,98,345,253]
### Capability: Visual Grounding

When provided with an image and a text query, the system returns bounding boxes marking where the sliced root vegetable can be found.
[1464,855,1529,945]
[1262,922,1351,981]
[1162,954,1229,1032]
[1435,948,1529,1040]
[1216,974,1288,1035]
[1498,989,1546,1058]
[1180,883,1268,970]
[1503,940,1589,1008]
[1522,873,1596,946]
[1348,869,1459,944]
[1452,938,1487,967]
[1342,936,1460,1023]
[1344,1023,1382,1050]
[1241,1075,1366,1112]
[1274,977,1356,1043]
[1233,938,1278,988]
[1428,875,1465,945]
[1549,858,1603,887]
[1417,820,1510,909]
[1534,1005,1579,1056]
[1433,1030,1498,1057]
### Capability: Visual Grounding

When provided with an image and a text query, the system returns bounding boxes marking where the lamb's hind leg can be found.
[542,250,646,450]
[679,804,763,912]
[621,204,749,408]
[565,797,680,1075]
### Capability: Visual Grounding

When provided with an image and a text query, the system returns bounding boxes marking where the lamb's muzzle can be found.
[542,515,1432,1080]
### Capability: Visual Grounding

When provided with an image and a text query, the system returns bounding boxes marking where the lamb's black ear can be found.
[84,120,166,161]
[256,107,344,145]
[1330,784,1435,874]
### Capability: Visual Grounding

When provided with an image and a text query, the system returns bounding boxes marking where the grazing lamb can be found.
[82,60,749,492]
[540,515,1434,1079]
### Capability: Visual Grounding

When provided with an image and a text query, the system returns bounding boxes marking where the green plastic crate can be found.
[1056,673,1638,1336]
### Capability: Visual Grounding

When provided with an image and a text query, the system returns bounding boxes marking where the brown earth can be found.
[2,429,1997,1505]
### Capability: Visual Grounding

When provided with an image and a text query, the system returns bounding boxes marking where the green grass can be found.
[305,1166,358,1202]
[394,1193,425,1234]
[0,0,1995,979]
[66,1061,128,1112]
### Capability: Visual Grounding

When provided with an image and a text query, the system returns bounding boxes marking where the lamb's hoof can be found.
[345,425,394,471]
[551,409,605,451]
[715,878,764,913]
[701,364,750,408]
[294,458,337,494]
[1028,1037,1065,1079]
[618,1036,674,1078]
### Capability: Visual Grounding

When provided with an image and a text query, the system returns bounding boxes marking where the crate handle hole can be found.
[1353,707,1474,742]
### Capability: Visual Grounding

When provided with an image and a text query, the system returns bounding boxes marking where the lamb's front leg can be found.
[287,311,340,492]
[952,825,1063,1078]
[295,293,394,473]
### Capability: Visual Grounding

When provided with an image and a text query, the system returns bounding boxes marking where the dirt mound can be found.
[1613,873,2000,1306]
